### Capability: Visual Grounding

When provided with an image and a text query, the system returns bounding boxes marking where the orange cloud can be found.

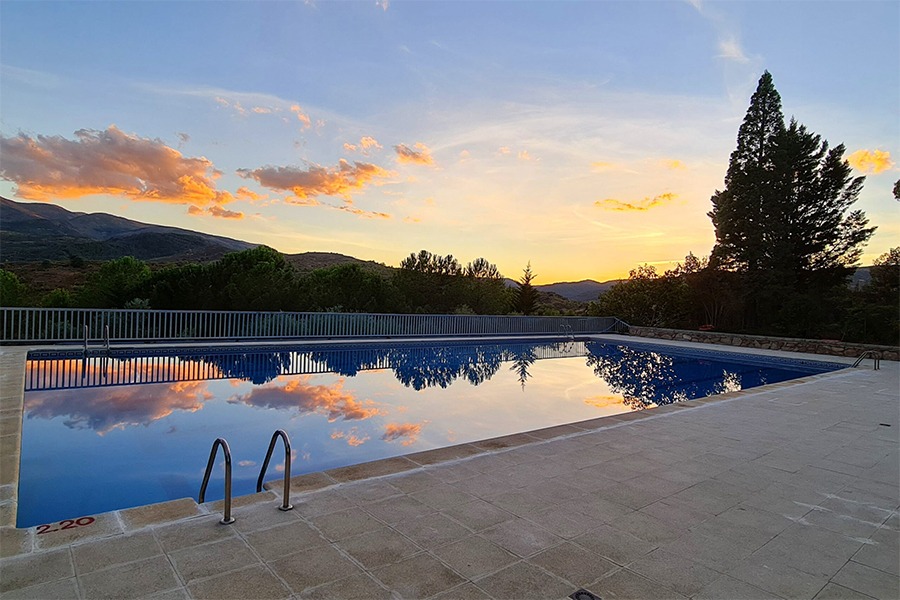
[595,192,678,211]
[290,104,312,128]
[25,361,211,435]
[238,159,394,200]
[331,427,370,446]
[215,97,247,115]
[382,422,424,446]
[188,204,244,219]
[235,186,267,202]
[661,159,687,170]
[583,395,624,409]
[518,150,534,161]
[498,147,511,155]
[338,205,391,219]
[360,136,382,150]
[395,143,435,166]
[0,126,234,206]
[847,149,893,174]
[252,106,274,114]
[229,376,384,422]
[344,143,358,152]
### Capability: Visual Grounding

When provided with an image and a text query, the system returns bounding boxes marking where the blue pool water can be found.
[17,338,841,527]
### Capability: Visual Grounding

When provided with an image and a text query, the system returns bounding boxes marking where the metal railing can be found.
[256,430,293,512]
[198,438,235,524]
[1,307,627,345]
[851,350,881,370]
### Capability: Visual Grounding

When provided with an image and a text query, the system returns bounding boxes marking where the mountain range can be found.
[0,197,660,303]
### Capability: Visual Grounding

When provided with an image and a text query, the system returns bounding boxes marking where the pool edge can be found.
[0,336,869,559]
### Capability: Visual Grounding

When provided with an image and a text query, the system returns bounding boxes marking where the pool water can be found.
[17,338,840,527]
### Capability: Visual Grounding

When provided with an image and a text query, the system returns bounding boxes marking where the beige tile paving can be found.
[1,341,898,599]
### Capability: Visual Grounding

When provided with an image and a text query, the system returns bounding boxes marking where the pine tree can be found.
[709,71,785,272]
[514,262,539,315]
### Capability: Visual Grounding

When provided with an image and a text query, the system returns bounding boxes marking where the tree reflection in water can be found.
[509,347,537,390]
[193,351,294,384]
[584,341,745,410]
[172,341,565,391]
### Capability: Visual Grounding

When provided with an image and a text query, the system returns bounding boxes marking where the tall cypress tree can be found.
[708,71,876,331]
[710,71,874,279]
[709,71,785,272]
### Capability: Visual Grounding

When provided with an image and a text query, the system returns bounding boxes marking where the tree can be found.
[0,269,28,307]
[514,262,539,315]
[709,71,785,273]
[77,256,151,308]
[593,265,688,328]
[708,71,875,331]
[462,257,510,314]
[709,71,874,279]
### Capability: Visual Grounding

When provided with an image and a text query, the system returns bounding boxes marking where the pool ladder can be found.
[851,350,881,370]
[198,429,293,525]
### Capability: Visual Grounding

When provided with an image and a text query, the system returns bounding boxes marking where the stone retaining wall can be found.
[627,326,899,362]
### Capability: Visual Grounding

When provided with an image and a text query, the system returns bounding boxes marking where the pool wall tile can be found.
[0,525,32,558]
[405,443,483,465]
[281,471,336,493]
[325,455,419,482]
[120,497,203,530]
[33,511,123,550]
[208,489,278,514]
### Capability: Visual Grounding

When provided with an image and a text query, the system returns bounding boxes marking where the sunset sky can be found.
[1,1,897,283]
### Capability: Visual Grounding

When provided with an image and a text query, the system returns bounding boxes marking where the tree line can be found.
[0,247,544,316]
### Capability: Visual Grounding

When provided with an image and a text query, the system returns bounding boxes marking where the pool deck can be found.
[1,335,897,599]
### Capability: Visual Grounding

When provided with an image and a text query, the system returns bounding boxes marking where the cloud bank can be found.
[0,126,233,206]
[595,192,678,212]
[394,143,435,166]
[238,159,394,200]
[847,149,893,174]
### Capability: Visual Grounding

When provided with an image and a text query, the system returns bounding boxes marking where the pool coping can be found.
[0,333,865,559]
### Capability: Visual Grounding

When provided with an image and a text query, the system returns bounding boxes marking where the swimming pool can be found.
[17,338,841,527]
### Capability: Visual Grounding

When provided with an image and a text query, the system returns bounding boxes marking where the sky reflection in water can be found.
[18,340,838,526]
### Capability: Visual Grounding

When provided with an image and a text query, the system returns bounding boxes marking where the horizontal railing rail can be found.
[1,308,628,345]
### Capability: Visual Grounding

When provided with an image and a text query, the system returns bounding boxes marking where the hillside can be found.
[537,279,623,302]
[284,252,395,278]
[0,197,256,263]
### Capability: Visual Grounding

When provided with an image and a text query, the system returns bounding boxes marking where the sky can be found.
[1,1,898,284]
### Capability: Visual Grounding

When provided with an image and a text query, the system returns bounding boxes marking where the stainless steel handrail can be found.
[851,350,881,370]
[198,438,236,524]
[256,430,293,511]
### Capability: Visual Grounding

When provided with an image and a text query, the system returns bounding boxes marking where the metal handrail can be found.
[198,438,235,524]
[851,350,881,370]
[256,430,293,511]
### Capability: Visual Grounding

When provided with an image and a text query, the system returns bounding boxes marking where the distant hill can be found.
[0,197,256,263]
[536,279,623,302]
[284,252,395,277]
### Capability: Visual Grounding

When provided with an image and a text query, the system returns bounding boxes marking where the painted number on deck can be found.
[36,517,95,534]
